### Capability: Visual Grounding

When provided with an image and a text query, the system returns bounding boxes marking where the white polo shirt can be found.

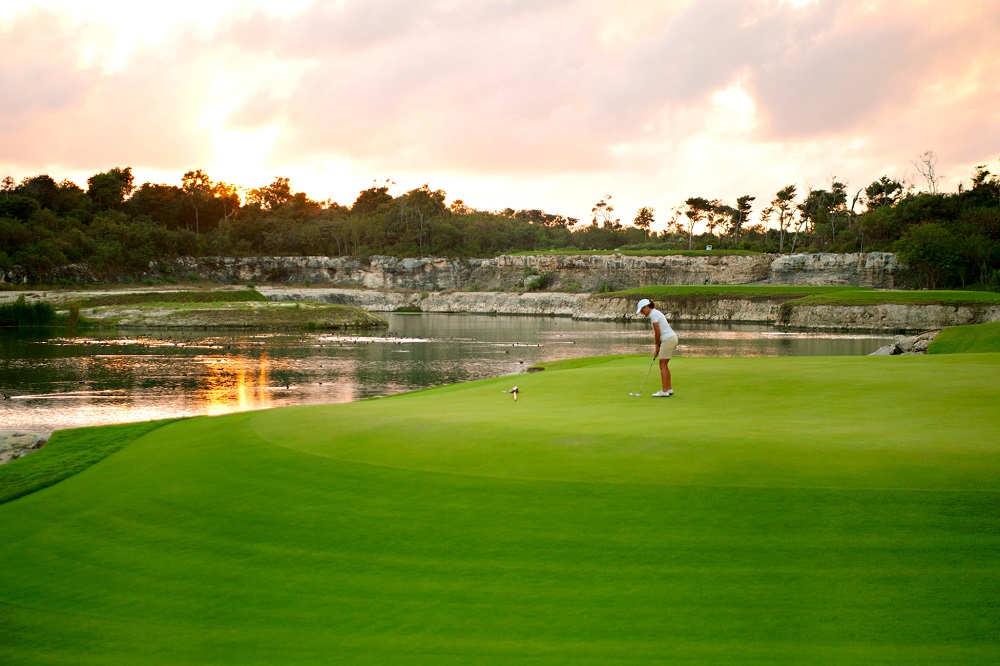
[649,308,675,340]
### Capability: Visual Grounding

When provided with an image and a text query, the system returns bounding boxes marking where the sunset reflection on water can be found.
[200,353,273,415]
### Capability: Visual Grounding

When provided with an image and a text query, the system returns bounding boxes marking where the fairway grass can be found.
[1,354,998,664]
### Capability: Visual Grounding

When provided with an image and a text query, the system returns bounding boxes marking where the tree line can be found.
[1,156,998,289]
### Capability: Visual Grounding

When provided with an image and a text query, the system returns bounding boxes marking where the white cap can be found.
[635,298,651,314]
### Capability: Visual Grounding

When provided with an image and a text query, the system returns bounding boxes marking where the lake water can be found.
[0,314,893,436]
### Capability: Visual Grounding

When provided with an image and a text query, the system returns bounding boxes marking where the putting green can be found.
[1,355,998,664]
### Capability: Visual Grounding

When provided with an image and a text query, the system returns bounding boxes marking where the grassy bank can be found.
[0,420,175,505]
[930,321,1000,354]
[83,299,387,329]
[0,289,387,330]
[1,353,998,664]
[783,289,1000,308]
[0,289,386,330]
[0,294,57,327]
[76,289,268,307]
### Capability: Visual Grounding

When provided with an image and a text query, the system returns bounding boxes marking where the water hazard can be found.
[0,314,893,435]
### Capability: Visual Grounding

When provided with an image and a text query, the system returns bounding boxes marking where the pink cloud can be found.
[0,9,217,173]
[1,0,997,217]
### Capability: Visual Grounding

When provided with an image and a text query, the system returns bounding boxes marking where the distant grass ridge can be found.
[510,249,763,257]
[78,289,267,307]
[929,321,1000,354]
[602,286,1000,315]
[601,284,870,302]
[785,289,1000,307]
[86,301,388,329]
[0,420,175,505]
[67,289,388,329]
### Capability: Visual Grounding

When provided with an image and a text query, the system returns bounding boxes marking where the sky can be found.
[2,0,998,231]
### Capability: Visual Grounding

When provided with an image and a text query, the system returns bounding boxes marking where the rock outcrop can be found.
[781,303,1000,332]
[165,254,780,292]
[769,252,902,287]
[870,330,941,355]
[4,252,911,290]
[0,431,46,465]
[112,252,907,291]
[261,287,592,317]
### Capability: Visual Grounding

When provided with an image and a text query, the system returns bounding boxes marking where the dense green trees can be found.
[675,164,999,288]
[1,160,998,289]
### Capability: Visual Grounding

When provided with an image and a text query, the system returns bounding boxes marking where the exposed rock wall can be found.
[581,298,1000,331]
[574,296,780,324]
[471,254,775,290]
[261,287,592,317]
[782,303,1000,332]
[160,252,905,291]
[167,254,778,291]
[4,252,909,289]
[768,252,904,288]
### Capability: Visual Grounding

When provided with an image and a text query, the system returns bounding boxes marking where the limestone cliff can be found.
[3,252,909,289]
[158,252,906,291]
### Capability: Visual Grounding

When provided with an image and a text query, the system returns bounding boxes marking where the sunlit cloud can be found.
[1,0,998,226]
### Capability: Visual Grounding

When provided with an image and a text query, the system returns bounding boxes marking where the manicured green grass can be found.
[602,285,869,302]
[602,286,1000,311]
[0,420,176,505]
[786,290,1000,307]
[1,354,998,664]
[929,321,1000,354]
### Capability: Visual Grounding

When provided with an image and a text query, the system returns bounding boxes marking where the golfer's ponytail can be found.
[647,300,656,310]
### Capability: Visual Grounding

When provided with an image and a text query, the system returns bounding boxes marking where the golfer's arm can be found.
[652,322,662,345]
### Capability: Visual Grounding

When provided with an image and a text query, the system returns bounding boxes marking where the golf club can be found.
[629,358,657,397]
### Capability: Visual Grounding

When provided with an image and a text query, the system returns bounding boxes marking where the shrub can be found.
[561,280,582,293]
[526,271,555,291]
[0,295,56,327]
[596,280,617,293]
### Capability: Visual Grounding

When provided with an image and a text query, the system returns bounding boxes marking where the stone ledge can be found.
[869,330,941,355]
[0,431,47,465]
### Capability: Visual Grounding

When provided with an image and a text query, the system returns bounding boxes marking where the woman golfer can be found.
[636,298,677,397]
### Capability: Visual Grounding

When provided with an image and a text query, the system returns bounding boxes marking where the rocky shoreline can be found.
[260,287,1000,333]
[0,431,47,465]
[870,330,941,355]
